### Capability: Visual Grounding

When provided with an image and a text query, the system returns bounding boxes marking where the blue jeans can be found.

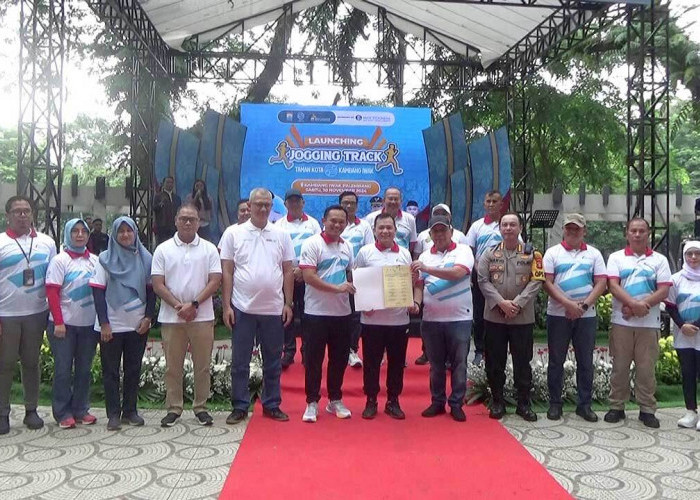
[47,323,98,422]
[546,315,597,408]
[421,320,471,408]
[231,307,284,412]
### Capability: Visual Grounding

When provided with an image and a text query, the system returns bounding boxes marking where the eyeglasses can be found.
[251,202,272,209]
[177,216,199,224]
[9,209,31,216]
[341,201,357,206]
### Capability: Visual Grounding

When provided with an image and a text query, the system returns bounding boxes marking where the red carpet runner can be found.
[220,338,570,499]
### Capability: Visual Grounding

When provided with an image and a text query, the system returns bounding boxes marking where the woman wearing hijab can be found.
[665,240,700,430]
[90,217,155,431]
[45,218,99,429]
[185,179,213,240]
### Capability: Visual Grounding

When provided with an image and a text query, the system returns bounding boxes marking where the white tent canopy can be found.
[139,0,649,68]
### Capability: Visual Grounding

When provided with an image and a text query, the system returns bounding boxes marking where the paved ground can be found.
[2,406,699,499]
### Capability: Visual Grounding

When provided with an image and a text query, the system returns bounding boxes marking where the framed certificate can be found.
[353,265,413,311]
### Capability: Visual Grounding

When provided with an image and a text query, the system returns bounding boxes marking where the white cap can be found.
[431,203,451,216]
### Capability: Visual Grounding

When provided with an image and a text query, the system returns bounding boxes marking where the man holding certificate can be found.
[299,205,355,423]
[354,213,417,420]
[412,215,474,422]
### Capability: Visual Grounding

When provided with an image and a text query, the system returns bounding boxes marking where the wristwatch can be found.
[580,302,589,312]
[192,300,199,309]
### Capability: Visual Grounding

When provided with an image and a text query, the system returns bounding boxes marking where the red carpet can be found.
[220,338,570,499]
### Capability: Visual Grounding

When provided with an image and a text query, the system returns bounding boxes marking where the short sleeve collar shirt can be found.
[606,248,672,328]
[275,214,321,264]
[414,228,467,255]
[354,242,412,325]
[89,261,148,333]
[299,234,353,316]
[219,221,295,315]
[341,218,374,257]
[543,242,606,318]
[666,272,700,350]
[0,230,56,317]
[418,243,474,322]
[151,234,222,323]
[364,210,417,250]
[46,251,98,327]
[466,218,503,263]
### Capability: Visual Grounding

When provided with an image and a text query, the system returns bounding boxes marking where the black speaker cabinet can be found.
[71,174,78,197]
[95,176,106,200]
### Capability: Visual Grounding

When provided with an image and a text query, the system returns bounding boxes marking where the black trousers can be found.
[361,324,409,401]
[100,331,147,418]
[304,314,351,404]
[484,320,534,405]
[677,348,700,411]
[471,271,485,355]
[349,295,362,352]
[283,281,306,357]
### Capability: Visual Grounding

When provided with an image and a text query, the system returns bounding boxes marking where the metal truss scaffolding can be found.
[626,2,670,254]
[17,0,65,244]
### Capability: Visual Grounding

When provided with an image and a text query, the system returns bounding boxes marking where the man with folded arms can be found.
[542,214,606,422]
[300,205,355,422]
[604,218,671,428]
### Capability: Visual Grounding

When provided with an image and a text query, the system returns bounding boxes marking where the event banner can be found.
[240,103,431,219]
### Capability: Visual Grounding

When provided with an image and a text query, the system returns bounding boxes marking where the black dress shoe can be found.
[415,353,429,365]
[450,406,467,422]
[547,405,562,421]
[362,400,378,419]
[576,407,599,422]
[516,406,538,422]
[0,416,9,435]
[384,401,406,420]
[23,410,44,430]
[421,404,446,417]
[281,353,294,368]
[603,409,626,423]
[489,401,506,420]
[638,412,660,428]
[263,407,289,422]
[226,409,247,425]
[107,415,122,431]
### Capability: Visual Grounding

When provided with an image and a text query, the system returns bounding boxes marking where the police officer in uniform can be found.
[478,212,544,421]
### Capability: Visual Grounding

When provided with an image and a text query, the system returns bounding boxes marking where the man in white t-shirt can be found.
[220,188,295,424]
[465,190,504,365]
[604,218,671,428]
[542,214,607,422]
[340,190,374,369]
[365,187,417,252]
[0,196,56,434]
[276,188,321,367]
[299,205,355,422]
[355,212,417,420]
[412,215,474,422]
[413,204,467,257]
[152,204,222,428]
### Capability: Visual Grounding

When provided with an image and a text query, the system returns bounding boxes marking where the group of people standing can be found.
[1,183,698,433]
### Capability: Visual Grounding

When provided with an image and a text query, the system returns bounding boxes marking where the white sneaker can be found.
[326,400,352,419]
[302,402,318,423]
[677,410,698,428]
[348,350,363,367]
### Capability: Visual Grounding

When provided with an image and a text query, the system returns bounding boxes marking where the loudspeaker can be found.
[695,219,700,238]
[71,174,78,197]
[675,183,683,208]
[602,185,611,206]
[95,176,106,200]
[125,176,132,199]
[552,186,563,206]
[578,183,586,205]
[695,197,700,215]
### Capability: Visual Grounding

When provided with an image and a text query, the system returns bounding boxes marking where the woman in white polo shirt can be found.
[45,219,98,429]
[90,216,155,431]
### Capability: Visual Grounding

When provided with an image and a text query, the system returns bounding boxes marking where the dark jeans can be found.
[471,271,485,355]
[100,330,147,418]
[304,314,351,403]
[283,281,306,357]
[349,295,362,352]
[361,323,409,401]
[0,311,47,417]
[677,348,700,411]
[485,320,533,406]
[547,315,597,408]
[231,307,284,412]
[47,323,98,422]
[421,320,471,408]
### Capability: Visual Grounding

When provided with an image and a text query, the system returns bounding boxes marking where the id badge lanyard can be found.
[15,235,35,287]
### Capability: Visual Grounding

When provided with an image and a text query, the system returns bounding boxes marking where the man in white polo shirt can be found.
[0,196,56,435]
[355,212,416,420]
[465,190,504,365]
[413,204,467,256]
[276,188,321,368]
[220,188,295,424]
[299,205,355,422]
[152,204,222,427]
[340,190,374,369]
[365,187,417,252]
[604,218,671,428]
[542,214,607,422]
[412,215,474,422]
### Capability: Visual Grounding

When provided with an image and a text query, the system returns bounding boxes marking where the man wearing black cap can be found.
[412,215,474,422]
[276,189,321,367]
